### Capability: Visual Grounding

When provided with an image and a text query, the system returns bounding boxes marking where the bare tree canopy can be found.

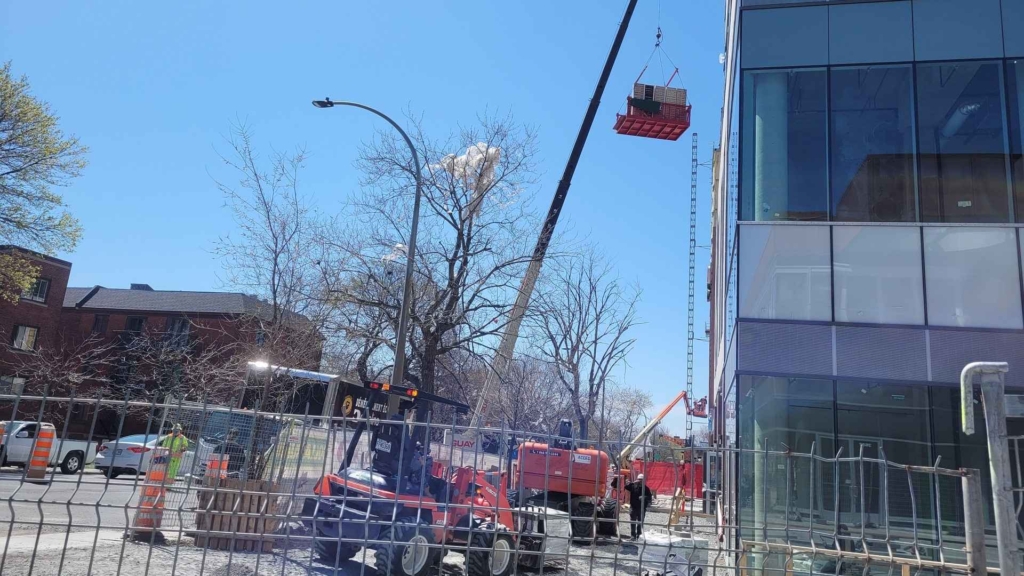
[0,61,87,302]
[322,114,540,405]
[531,247,640,439]
[212,123,327,409]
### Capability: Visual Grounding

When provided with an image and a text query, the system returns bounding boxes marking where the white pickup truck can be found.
[0,421,98,474]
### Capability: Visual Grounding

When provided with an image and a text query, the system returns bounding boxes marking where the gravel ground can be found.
[0,506,732,576]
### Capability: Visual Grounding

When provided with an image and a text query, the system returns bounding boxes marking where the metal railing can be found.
[0,384,1016,576]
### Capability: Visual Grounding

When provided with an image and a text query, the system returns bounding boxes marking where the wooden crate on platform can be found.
[194,478,280,552]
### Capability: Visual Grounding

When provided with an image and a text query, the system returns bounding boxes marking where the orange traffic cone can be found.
[25,424,55,484]
[129,447,170,541]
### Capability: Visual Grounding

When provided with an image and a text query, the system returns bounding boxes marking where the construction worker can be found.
[160,423,190,480]
[626,473,655,540]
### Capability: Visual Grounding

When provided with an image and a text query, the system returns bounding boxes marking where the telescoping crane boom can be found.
[464,0,641,432]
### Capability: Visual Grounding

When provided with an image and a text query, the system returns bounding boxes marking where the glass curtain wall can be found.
[742,69,828,221]
[740,60,1023,224]
[917,62,1011,223]
[830,66,917,222]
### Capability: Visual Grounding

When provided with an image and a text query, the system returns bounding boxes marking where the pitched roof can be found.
[63,286,306,320]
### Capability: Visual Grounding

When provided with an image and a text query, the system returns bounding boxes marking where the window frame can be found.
[91,314,110,336]
[10,325,39,352]
[124,316,147,334]
[21,278,50,304]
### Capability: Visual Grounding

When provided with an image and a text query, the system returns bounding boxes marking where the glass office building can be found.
[710,0,1024,553]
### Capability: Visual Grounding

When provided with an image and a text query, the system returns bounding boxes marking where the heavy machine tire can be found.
[60,452,83,475]
[374,518,437,576]
[467,528,515,576]
[315,539,359,566]
[595,498,619,537]
[570,500,596,541]
[506,490,519,507]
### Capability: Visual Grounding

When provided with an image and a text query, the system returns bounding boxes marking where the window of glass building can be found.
[738,224,831,321]
[924,227,1023,329]
[738,376,834,540]
[1009,60,1024,221]
[831,66,917,222]
[832,226,924,325]
[917,62,1012,222]
[741,69,828,222]
[836,382,933,534]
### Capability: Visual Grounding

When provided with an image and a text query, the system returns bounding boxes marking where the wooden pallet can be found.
[194,478,279,553]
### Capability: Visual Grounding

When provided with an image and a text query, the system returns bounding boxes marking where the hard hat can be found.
[172,423,182,432]
[637,473,644,481]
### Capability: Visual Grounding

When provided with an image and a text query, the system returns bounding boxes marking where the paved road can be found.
[0,467,200,538]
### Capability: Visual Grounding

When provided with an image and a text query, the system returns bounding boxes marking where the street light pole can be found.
[312,98,423,395]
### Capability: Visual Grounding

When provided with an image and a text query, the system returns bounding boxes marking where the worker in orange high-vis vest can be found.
[160,423,190,480]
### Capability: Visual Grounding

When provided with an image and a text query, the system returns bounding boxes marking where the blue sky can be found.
[1,1,724,435]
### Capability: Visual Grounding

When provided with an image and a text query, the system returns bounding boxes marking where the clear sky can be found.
[0,0,725,435]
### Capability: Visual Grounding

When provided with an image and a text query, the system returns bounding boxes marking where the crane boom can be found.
[467,0,641,429]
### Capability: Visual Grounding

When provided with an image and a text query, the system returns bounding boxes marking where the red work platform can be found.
[614,98,691,141]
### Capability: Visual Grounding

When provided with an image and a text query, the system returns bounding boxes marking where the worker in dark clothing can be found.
[626,473,655,540]
[220,428,247,476]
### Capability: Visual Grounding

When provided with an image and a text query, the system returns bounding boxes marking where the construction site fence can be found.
[0,392,1019,575]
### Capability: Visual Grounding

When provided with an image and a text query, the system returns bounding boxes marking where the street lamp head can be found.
[312,98,334,109]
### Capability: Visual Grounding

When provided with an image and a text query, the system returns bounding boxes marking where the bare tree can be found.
[4,332,116,399]
[531,248,640,439]
[321,114,540,413]
[212,123,327,410]
[496,357,572,435]
[594,383,653,456]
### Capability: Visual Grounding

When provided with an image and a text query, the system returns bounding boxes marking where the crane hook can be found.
[655,26,663,48]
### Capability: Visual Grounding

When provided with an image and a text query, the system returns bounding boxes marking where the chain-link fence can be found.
[0,386,1013,576]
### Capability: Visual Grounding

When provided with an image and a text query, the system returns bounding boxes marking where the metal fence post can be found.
[961,361,1018,576]
[962,468,988,575]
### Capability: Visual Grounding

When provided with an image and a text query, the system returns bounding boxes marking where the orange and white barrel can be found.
[25,423,55,482]
[130,447,169,535]
[205,454,228,481]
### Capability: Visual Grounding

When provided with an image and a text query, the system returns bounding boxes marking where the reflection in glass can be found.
[738,225,831,321]
[831,66,917,222]
[917,62,1011,222]
[836,382,934,539]
[738,376,834,542]
[832,226,924,324]
[1009,60,1024,221]
[741,69,828,221]
[924,227,1023,329]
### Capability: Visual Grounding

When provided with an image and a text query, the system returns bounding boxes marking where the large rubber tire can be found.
[374,518,437,576]
[104,468,120,479]
[570,500,595,541]
[467,529,515,576]
[596,498,619,537]
[60,452,83,475]
[315,539,359,566]
[506,490,519,508]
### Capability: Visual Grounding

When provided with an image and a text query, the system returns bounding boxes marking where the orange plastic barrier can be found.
[205,454,228,480]
[25,424,55,482]
[130,447,170,536]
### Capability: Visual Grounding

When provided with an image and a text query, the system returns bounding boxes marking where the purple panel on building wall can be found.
[736,321,832,376]
[929,330,1024,389]
[835,325,928,382]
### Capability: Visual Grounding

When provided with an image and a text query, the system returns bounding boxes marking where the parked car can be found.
[0,421,98,474]
[94,434,166,478]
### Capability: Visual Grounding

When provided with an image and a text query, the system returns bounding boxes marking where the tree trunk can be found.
[411,340,438,443]
[578,416,589,443]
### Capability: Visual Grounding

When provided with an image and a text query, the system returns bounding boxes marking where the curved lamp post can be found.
[312,98,423,393]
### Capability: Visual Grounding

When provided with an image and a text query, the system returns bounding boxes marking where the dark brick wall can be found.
[0,251,71,368]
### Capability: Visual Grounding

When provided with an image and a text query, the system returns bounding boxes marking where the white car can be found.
[95,434,166,478]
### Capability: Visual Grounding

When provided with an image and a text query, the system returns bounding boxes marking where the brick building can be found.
[0,246,323,438]
[0,246,72,394]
